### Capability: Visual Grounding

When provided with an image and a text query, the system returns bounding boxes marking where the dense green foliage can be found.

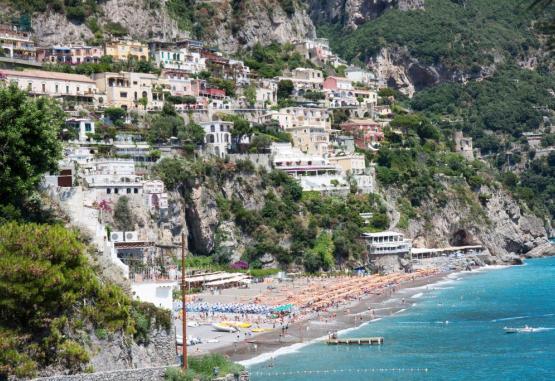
[0,84,63,221]
[243,43,314,78]
[0,223,134,378]
[411,65,555,154]
[42,56,160,76]
[9,0,102,23]
[165,354,244,381]
[319,0,542,71]
[503,153,555,220]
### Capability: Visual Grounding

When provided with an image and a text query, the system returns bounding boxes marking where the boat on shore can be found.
[212,322,238,332]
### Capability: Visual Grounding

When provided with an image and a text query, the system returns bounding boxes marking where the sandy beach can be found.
[175,269,454,364]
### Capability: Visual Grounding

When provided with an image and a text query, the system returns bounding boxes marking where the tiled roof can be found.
[0,69,95,83]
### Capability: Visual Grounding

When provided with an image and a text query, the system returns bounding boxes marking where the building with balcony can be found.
[293,38,338,65]
[345,66,377,86]
[104,40,149,61]
[82,158,144,197]
[0,26,36,61]
[160,70,204,97]
[276,68,324,97]
[362,231,412,257]
[270,142,348,193]
[339,119,384,150]
[0,69,97,102]
[93,72,164,109]
[37,45,103,65]
[65,118,95,142]
[255,79,278,108]
[201,121,233,158]
[151,46,206,73]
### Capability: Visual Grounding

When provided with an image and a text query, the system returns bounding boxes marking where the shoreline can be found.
[215,271,456,365]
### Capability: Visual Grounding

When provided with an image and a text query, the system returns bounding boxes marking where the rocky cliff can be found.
[307,0,424,29]
[401,180,552,261]
[194,0,316,53]
[20,0,315,53]
[29,0,186,46]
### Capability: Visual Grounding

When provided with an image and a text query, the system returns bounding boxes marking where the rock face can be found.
[88,329,175,372]
[184,174,267,258]
[31,0,186,46]
[29,0,314,53]
[202,0,316,53]
[307,0,424,29]
[368,47,489,96]
[404,184,550,264]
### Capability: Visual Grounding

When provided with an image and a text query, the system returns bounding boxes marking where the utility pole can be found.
[181,231,188,370]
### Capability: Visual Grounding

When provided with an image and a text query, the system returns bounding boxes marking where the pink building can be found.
[340,120,384,150]
[323,76,353,92]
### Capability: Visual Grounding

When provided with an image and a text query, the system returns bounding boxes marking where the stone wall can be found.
[31,366,169,381]
[32,369,250,381]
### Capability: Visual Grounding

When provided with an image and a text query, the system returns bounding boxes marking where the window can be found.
[107,188,111,194]
[127,188,131,194]
[134,188,139,194]
[114,188,119,194]
[85,123,92,132]
[42,83,46,93]
[66,86,69,94]
[210,125,215,132]
[120,92,127,98]
[76,87,80,92]
[55,84,59,93]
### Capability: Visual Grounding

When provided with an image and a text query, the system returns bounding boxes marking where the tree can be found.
[104,107,127,126]
[178,121,205,148]
[231,118,252,143]
[244,84,257,107]
[138,97,148,110]
[0,85,63,210]
[277,80,294,100]
[249,134,272,153]
[113,196,134,230]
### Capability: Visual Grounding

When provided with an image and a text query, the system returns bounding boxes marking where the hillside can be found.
[2,0,315,52]
[316,0,550,93]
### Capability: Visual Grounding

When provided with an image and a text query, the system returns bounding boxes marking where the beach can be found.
[175,269,452,363]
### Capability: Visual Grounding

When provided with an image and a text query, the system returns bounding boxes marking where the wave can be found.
[412,292,424,299]
[239,336,326,367]
[492,315,530,322]
[240,318,384,367]
[492,313,555,322]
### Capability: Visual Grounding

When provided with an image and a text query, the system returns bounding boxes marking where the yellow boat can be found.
[222,321,252,329]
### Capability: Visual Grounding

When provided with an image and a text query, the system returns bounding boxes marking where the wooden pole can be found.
[181,231,188,370]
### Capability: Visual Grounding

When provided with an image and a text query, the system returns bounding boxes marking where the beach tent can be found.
[272,304,294,312]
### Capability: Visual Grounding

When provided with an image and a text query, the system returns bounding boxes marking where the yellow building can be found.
[104,40,149,61]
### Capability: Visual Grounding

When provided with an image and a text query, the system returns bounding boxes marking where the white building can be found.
[255,79,278,107]
[65,118,95,142]
[346,66,376,86]
[143,180,169,211]
[83,158,143,197]
[361,231,412,257]
[201,121,234,158]
[152,47,206,73]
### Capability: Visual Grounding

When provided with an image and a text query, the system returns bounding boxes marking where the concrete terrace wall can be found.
[32,369,249,381]
[31,366,169,381]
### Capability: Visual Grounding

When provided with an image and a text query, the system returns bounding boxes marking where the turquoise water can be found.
[247,258,555,381]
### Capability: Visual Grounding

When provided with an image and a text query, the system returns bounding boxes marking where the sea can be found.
[245,257,555,381]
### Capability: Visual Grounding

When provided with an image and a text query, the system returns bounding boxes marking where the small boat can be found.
[504,325,540,334]
[212,322,238,333]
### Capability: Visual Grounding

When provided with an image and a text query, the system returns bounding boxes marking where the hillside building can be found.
[104,40,149,61]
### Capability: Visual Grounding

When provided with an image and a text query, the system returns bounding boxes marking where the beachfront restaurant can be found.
[361,231,412,257]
